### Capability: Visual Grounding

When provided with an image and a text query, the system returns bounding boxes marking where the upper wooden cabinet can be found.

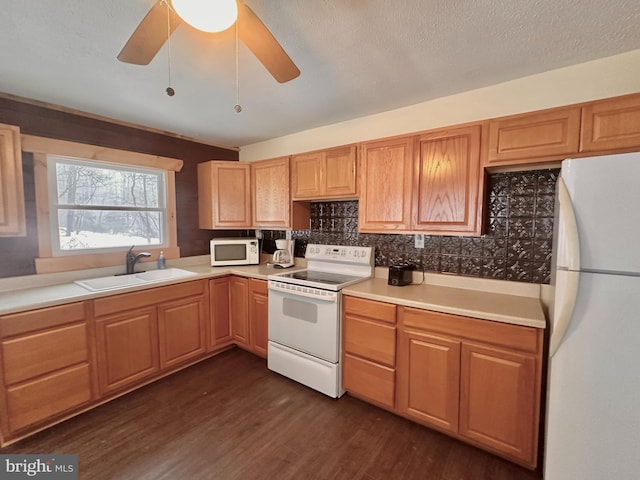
[359,127,483,235]
[0,123,26,236]
[358,136,414,232]
[291,145,357,200]
[197,161,252,229]
[580,94,640,153]
[414,125,482,235]
[251,156,291,228]
[485,107,581,166]
[251,157,310,230]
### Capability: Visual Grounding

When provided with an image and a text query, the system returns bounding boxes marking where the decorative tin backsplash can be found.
[262,169,559,284]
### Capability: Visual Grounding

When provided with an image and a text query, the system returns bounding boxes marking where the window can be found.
[23,135,183,274]
[48,156,168,255]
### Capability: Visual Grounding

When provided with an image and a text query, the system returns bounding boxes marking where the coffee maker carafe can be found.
[273,239,295,268]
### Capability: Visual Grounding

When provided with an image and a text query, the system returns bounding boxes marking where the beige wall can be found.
[239,48,640,161]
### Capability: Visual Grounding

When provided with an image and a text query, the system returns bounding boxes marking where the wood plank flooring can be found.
[1,349,543,480]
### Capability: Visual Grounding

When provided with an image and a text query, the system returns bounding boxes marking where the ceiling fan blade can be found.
[238,3,300,83]
[117,1,181,65]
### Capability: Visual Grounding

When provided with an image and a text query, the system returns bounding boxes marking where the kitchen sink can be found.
[74,268,197,292]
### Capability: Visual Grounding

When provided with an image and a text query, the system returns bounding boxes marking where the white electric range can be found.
[267,244,374,398]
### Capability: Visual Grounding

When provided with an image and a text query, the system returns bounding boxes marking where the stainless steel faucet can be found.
[126,245,151,274]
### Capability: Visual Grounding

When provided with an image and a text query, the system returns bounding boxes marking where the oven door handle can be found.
[268,283,339,303]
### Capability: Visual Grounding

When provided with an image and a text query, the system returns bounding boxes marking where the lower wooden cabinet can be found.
[209,276,233,349]
[229,276,249,344]
[0,302,94,436]
[248,278,268,358]
[95,307,160,394]
[396,329,460,433]
[397,306,542,469]
[342,296,397,409]
[459,342,537,463]
[93,280,208,396]
[158,296,207,369]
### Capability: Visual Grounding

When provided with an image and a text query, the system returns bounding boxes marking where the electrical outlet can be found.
[415,234,424,249]
[255,229,262,239]
[285,230,292,240]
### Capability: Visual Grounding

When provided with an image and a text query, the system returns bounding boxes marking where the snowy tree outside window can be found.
[47,156,168,254]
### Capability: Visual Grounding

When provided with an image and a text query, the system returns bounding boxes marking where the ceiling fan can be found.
[117,0,300,83]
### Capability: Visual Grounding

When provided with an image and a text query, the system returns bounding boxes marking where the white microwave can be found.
[210,238,260,266]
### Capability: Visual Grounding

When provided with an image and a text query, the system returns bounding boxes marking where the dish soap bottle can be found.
[157,251,166,270]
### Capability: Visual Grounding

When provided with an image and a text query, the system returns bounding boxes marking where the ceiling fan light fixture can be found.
[171,0,238,33]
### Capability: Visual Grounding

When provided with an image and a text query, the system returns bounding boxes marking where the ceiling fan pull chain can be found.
[234,20,242,113]
[165,0,175,96]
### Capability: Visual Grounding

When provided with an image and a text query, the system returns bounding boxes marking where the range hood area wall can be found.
[261,168,559,284]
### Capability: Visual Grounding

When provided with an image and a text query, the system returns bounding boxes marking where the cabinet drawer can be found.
[399,307,539,353]
[344,315,396,367]
[6,364,92,432]
[343,353,395,409]
[0,302,86,338]
[343,296,396,324]
[93,280,205,317]
[2,323,88,385]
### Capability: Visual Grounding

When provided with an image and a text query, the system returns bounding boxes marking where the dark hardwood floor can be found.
[1,349,542,480]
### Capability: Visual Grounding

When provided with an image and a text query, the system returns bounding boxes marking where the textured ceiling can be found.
[1,0,640,148]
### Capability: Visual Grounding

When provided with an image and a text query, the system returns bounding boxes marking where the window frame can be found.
[23,135,183,274]
[47,155,169,256]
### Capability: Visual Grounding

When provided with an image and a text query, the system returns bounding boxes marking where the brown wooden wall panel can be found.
[0,97,240,278]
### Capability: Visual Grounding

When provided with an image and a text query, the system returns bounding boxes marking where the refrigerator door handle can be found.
[556,177,581,271]
[550,177,581,357]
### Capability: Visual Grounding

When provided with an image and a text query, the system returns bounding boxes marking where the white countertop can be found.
[343,272,547,329]
[0,257,547,329]
[0,258,305,316]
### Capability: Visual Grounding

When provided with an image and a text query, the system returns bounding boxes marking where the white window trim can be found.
[23,135,183,274]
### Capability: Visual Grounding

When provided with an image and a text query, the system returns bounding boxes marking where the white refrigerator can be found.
[545,152,640,479]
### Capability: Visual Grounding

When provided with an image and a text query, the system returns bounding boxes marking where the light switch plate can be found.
[415,234,424,249]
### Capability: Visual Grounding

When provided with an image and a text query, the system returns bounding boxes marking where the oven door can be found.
[267,280,341,363]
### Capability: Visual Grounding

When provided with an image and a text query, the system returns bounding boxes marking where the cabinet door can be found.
[581,94,640,153]
[486,107,581,165]
[291,152,324,199]
[397,329,460,433]
[209,277,232,348]
[358,136,414,232]
[459,342,537,466]
[324,145,357,198]
[158,296,207,369]
[197,161,252,229]
[95,307,160,394]
[248,279,268,358]
[414,125,482,235]
[229,276,249,344]
[252,156,291,228]
[0,123,26,236]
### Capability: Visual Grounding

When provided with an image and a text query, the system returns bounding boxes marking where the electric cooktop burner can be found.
[277,270,362,286]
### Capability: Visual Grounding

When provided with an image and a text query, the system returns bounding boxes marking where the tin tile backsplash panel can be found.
[262,169,559,284]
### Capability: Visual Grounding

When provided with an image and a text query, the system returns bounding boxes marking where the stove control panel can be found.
[305,244,373,264]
